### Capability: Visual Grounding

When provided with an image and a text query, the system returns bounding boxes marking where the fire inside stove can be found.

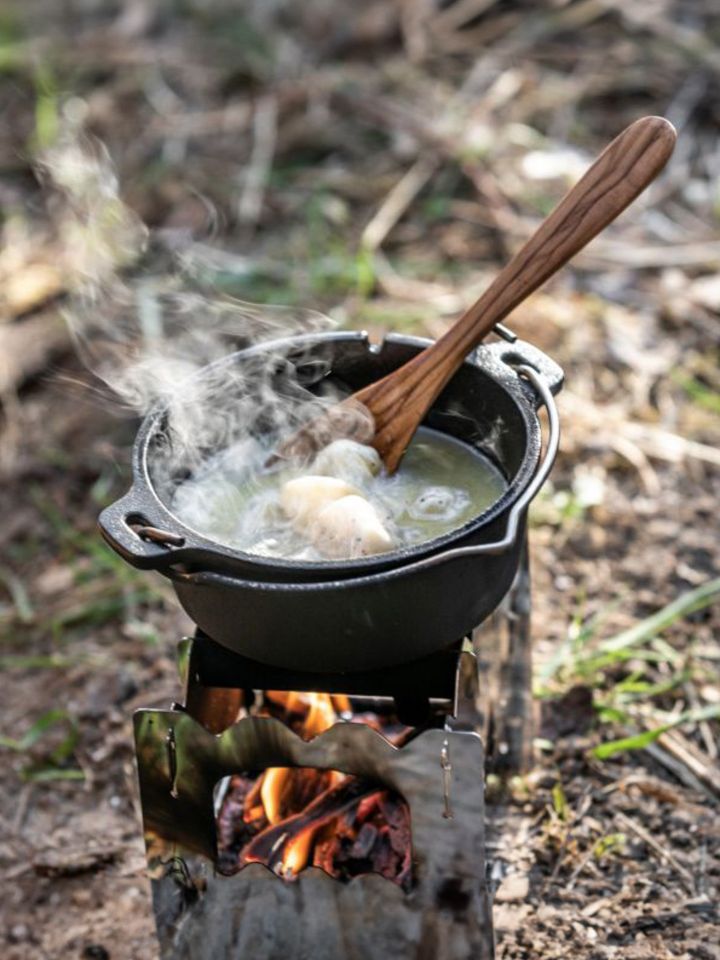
[214,692,413,890]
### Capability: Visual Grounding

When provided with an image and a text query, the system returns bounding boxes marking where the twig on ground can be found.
[577,239,720,270]
[684,683,719,761]
[11,784,33,835]
[615,810,696,894]
[430,0,501,37]
[644,742,710,798]
[608,435,661,497]
[564,845,596,892]
[237,95,278,231]
[147,104,252,141]
[654,728,720,801]
[562,391,720,470]
[362,155,439,252]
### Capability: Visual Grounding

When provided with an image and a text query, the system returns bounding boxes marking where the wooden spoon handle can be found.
[358,116,676,470]
[433,115,676,357]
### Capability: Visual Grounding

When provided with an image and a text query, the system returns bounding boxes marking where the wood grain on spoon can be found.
[274,116,676,473]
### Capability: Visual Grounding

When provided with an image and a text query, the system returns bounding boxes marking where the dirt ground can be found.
[1,2,719,958]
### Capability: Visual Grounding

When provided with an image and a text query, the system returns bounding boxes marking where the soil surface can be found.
[1,2,719,958]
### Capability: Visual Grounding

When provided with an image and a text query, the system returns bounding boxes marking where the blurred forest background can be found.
[1,2,719,958]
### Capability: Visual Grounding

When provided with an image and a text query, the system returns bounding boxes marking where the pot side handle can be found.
[98,490,187,569]
[481,337,564,403]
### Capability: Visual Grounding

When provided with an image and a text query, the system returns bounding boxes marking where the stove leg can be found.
[181,637,243,734]
[474,532,533,775]
[185,686,243,734]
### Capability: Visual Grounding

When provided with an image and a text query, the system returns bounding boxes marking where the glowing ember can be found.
[215,692,412,888]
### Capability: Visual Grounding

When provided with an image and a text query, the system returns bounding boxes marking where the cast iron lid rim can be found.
[128,330,543,575]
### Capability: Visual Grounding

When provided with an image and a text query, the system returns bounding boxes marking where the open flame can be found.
[258,692,346,828]
[216,692,412,888]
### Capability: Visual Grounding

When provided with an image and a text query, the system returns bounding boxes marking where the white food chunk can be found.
[280,475,360,528]
[312,439,382,485]
[409,486,471,522]
[310,495,394,559]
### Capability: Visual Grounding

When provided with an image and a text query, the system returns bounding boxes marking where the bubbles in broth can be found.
[170,428,507,562]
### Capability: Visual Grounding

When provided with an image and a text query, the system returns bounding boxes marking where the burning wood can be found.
[243,777,378,874]
[215,691,412,889]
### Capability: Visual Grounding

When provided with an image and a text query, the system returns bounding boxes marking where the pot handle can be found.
[481,335,564,403]
[98,491,188,569]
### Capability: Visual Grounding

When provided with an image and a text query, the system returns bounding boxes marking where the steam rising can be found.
[41,117,343,498]
[40,117,511,560]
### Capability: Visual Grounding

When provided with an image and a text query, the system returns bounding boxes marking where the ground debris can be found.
[0,312,70,395]
[492,731,720,959]
[32,843,120,878]
[0,262,65,319]
[540,685,595,740]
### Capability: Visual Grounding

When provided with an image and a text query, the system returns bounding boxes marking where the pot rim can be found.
[126,331,547,577]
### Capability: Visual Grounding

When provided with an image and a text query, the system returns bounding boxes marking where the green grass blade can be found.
[0,708,69,752]
[592,726,672,759]
[0,566,34,624]
[22,767,85,783]
[592,704,720,760]
[597,577,720,656]
[19,709,69,750]
[0,655,74,670]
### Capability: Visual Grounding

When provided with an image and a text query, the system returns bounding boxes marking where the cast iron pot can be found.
[99,332,562,672]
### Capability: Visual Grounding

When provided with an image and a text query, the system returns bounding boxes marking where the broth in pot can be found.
[171,429,507,562]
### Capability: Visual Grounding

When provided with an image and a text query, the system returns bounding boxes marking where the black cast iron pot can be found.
[99,332,562,673]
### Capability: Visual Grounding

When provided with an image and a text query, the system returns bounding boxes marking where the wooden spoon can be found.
[273,116,676,473]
